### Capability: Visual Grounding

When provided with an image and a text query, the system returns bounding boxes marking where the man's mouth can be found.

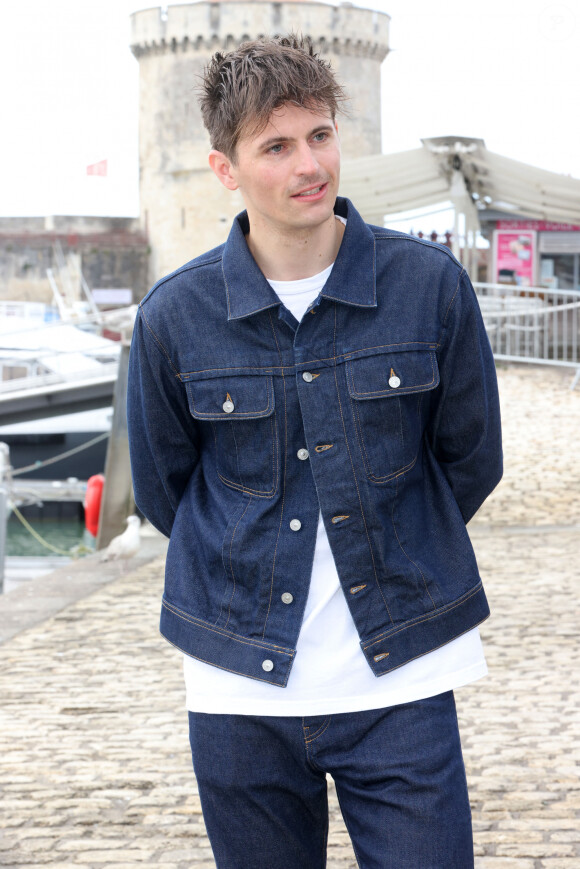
[292,183,327,198]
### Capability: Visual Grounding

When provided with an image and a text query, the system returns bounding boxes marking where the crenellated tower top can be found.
[131,1,389,63]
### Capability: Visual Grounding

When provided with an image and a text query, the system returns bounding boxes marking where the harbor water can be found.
[6,516,92,557]
[3,517,96,595]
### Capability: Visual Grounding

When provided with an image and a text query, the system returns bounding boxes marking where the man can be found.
[127,35,502,869]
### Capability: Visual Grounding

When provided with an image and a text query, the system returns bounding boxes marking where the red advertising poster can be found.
[493,230,536,286]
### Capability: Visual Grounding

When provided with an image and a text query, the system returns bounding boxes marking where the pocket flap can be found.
[346,349,439,400]
[186,375,275,421]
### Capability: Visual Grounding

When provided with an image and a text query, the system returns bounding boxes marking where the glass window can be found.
[540,255,575,290]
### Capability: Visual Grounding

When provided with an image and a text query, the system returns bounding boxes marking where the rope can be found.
[9,503,92,557]
[11,431,110,477]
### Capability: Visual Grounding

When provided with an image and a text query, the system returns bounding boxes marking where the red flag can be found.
[87,159,107,177]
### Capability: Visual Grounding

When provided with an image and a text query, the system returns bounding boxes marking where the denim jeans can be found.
[188,691,473,868]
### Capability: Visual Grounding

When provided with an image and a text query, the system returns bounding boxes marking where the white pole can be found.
[453,208,461,261]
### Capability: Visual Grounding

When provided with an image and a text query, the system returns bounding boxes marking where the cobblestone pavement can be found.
[0,364,579,868]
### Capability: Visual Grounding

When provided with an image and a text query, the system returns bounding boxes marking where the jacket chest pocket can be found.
[185,375,279,497]
[346,348,439,483]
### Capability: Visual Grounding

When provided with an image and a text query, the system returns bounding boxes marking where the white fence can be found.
[473,283,580,387]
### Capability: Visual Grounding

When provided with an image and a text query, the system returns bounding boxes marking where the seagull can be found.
[100,515,141,565]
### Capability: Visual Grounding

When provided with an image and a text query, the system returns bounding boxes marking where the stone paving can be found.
[0,363,579,868]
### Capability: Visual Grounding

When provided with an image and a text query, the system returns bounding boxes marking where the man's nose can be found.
[294,142,319,176]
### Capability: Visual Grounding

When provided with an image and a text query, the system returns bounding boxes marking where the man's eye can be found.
[313,133,328,142]
[269,144,284,154]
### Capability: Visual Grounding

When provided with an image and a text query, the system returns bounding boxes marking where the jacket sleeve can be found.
[427,268,503,524]
[127,306,199,537]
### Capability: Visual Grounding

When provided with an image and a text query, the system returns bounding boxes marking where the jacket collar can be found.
[223,197,377,321]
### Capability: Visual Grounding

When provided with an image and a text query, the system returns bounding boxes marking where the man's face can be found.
[214,103,341,236]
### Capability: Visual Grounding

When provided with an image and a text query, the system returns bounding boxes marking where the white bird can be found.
[100,515,141,565]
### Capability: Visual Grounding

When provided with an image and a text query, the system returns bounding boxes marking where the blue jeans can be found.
[188,691,474,868]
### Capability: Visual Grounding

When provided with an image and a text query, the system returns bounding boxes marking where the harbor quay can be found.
[0,363,579,868]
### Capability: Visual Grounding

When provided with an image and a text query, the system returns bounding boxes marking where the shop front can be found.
[491,219,580,290]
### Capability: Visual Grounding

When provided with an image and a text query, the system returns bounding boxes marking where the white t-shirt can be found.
[184,253,487,715]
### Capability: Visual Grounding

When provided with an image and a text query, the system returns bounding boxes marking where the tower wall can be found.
[131,2,389,284]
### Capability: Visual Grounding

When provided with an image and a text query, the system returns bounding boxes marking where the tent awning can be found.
[339,137,580,227]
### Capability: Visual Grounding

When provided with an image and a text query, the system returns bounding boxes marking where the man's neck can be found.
[246,213,345,281]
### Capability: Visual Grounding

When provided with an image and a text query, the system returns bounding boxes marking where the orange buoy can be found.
[84,473,105,537]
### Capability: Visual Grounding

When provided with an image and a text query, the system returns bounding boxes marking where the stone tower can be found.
[130,1,389,285]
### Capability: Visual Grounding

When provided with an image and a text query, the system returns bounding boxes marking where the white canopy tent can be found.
[340,136,580,275]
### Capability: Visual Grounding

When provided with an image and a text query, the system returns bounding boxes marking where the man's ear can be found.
[208,150,239,191]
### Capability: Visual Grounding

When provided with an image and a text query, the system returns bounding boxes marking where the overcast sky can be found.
[0,0,578,230]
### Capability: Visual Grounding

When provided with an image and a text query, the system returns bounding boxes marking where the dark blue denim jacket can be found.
[127,197,502,687]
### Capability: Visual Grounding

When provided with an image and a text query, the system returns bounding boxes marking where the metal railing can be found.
[473,283,580,387]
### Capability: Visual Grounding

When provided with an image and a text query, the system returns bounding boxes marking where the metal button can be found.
[297,448,309,461]
[281,592,294,605]
[388,375,401,389]
[302,372,313,382]
[289,519,302,531]
[222,399,235,413]
[262,659,274,672]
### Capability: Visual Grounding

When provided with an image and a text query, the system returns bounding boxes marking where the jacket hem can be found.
[361,581,490,676]
[160,599,295,687]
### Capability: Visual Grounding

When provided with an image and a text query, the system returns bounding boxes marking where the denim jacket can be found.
[127,197,502,687]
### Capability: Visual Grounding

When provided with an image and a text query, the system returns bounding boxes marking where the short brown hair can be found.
[198,34,347,160]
